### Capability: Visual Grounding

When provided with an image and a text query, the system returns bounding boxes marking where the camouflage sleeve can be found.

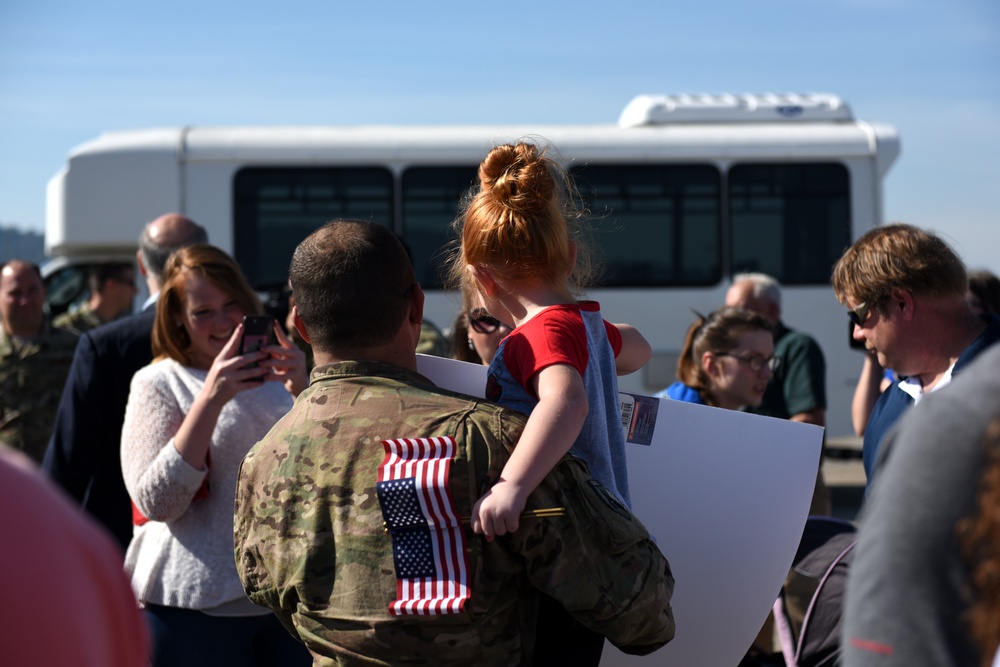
[233,447,301,638]
[464,407,676,655]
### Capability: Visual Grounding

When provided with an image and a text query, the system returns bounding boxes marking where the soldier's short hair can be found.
[832,223,967,313]
[0,259,42,281]
[290,220,416,352]
[88,262,134,294]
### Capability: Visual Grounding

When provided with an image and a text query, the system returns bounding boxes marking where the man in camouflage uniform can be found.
[234,220,675,666]
[0,260,78,463]
[53,261,137,334]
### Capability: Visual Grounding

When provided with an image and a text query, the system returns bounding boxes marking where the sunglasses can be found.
[468,311,502,334]
[847,302,872,327]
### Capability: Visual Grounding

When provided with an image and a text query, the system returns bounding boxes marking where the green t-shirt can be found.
[749,322,826,419]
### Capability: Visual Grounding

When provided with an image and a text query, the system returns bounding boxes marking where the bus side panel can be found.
[46,150,181,257]
[183,161,238,255]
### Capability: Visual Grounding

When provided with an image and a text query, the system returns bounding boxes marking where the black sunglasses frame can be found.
[468,312,501,334]
[847,302,872,327]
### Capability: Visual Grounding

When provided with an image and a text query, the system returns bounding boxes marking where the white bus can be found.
[44,92,900,439]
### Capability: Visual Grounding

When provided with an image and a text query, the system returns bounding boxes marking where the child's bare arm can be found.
[472,364,588,540]
[613,323,652,375]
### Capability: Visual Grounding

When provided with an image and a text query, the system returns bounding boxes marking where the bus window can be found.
[401,166,478,289]
[233,167,394,289]
[570,164,722,287]
[728,163,850,285]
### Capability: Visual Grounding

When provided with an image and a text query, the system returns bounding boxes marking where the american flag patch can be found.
[376,436,470,615]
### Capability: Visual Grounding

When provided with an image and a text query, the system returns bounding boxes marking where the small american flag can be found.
[376,436,470,615]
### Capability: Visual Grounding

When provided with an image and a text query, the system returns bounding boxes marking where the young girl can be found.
[451,141,651,539]
[452,141,651,664]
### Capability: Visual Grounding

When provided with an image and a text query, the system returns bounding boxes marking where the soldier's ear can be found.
[292,306,311,344]
[408,283,425,326]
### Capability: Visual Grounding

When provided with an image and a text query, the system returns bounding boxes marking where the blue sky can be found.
[2,0,998,270]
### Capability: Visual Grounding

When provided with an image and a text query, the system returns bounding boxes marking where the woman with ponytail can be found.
[658,306,777,411]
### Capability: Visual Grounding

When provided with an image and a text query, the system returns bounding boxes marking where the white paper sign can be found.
[416,354,823,666]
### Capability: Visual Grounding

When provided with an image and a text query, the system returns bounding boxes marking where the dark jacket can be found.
[43,309,156,551]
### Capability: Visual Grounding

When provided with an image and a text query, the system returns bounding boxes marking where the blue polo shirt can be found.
[863,314,1000,491]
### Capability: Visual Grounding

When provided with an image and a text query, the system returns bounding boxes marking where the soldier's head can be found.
[137,213,209,293]
[289,220,421,361]
[0,260,45,338]
[725,273,781,324]
[89,262,137,320]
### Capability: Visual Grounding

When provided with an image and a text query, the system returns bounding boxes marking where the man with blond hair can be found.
[831,223,1000,489]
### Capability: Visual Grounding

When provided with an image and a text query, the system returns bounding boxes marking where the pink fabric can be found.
[0,448,148,667]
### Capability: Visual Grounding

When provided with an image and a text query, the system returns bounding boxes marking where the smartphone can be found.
[241,315,276,366]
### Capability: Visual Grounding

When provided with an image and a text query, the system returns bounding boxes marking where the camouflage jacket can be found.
[52,304,103,335]
[234,360,675,666]
[0,322,78,462]
[415,320,449,358]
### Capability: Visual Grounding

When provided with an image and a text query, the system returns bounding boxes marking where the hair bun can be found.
[479,143,554,213]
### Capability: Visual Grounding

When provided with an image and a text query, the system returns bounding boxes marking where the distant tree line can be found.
[0,225,46,265]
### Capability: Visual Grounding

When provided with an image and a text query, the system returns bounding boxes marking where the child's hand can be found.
[471,480,527,541]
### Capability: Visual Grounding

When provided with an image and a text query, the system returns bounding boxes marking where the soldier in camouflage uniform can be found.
[234,220,675,666]
[0,260,78,463]
[52,261,137,334]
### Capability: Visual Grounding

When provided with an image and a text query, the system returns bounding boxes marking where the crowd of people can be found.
[2,137,999,667]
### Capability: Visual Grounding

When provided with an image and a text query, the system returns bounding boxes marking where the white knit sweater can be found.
[121,358,294,610]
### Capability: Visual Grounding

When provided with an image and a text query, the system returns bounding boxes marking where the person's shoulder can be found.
[776,323,824,357]
[46,320,80,343]
[131,358,177,385]
[51,310,75,329]
[962,314,1000,361]
[778,323,819,345]
[662,381,703,404]
[89,310,154,342]
[940,343,1000,405]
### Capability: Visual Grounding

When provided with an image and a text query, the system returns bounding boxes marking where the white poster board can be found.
[416,354,823,667]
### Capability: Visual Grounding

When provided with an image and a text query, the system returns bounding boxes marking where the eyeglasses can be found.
[847,302,872,327]
[468,311,502,334]
[718,353,780,373]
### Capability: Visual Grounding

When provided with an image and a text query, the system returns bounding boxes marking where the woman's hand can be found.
[173,324,268,470]
[202,324,271,406]
[260,322,309,397]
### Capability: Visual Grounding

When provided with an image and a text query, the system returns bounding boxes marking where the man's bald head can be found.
[137,213,208,283]
[725,273,782,324]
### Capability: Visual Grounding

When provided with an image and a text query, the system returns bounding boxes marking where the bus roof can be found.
[70,119,899,173]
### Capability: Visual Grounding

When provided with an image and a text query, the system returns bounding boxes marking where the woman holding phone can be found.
[121,244,309,667]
